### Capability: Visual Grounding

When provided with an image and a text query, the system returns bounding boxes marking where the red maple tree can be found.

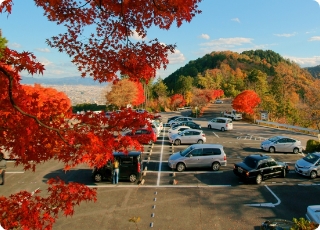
[232,90,261,114]
[131,81,145,106]
[170,94,186,110]
[0,0,202,228]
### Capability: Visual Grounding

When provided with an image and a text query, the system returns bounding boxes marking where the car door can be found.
[181,130,194,143]
[200,148,218,167]
[268,160,281,177]
[258,162,272,177]
[119,156,133,179]
[286,138,297,152]
[274,138,287,152]
[185,148,203,168]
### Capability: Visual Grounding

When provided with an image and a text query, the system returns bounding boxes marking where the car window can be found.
[121,157,133,164]
[303,153,320,164]
[243,157,258,168]
[211,119,217,122]
[287,138,295,143]
[180,146,194,156]
[189,148,202,156]
[135,130,142,134]
[193,131,200,135]
[277,138,287,143]
[203,148,221,156]
[184,131,193,136]
[259,162,269,169]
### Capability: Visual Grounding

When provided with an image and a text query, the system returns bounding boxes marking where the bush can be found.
[306,139,320,153]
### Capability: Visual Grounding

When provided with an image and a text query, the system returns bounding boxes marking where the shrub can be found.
[306,139,320,153]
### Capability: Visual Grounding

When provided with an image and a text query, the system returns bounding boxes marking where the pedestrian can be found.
[0,153,6,185]
[112,158,119,184]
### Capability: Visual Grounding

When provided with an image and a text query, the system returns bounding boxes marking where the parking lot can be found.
[2,102,320,229]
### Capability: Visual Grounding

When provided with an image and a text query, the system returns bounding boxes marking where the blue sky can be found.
[1,0,320,80]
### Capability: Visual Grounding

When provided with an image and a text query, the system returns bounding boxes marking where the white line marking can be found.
[6,171,24,173]
[156,126,166,186]
[245,185,281,207]
[212,132,219,138]
[87,184,232,188]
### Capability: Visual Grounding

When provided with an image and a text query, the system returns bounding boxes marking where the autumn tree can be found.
[232,90,261,114]
[170,94,186,110]
[0,0,202,228]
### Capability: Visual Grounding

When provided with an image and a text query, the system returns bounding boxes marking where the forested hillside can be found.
[162,50,320,129]
[305,65,320,79]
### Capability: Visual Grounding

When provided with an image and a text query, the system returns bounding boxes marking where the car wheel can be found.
[293,148,299,154]
[281,169,286,178]
[269,147,275,153]
[221,127,225,132]
[212,162,220,171]
[197,139,204,144]
[93,173,103,182]
[129,174,137,182]
[176,163,186,172]
[256,174,262,184]
[310,170,317,179]
[174,139,181,146]
[208,125,211,129]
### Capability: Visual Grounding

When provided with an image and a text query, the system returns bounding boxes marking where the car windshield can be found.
[268,136,282,142]
[180,146,194,156]
[243,157,258,169]
[303,153,320,164]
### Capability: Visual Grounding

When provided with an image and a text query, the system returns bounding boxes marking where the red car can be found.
[125,128,157,144]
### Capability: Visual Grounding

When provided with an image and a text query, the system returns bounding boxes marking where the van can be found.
[207,117,233,131]
[92,151,142,183]
[168,144,227,172]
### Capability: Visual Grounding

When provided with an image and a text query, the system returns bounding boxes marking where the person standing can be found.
[0,153,6,185]
[112,158,119,184]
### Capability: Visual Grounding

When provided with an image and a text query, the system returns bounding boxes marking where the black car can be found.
[233,154,289,184]
[171,121,202,130]
[92,151,143,183]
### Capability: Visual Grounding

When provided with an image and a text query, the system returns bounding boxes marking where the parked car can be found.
[92,151,142,183]
[306,205,320,225]
[167,116,182,123]
[168,144,227,172]
[223,110,242,120]
[295,152,320,179]
[207,117,233,131]
[168,117,193,126]
[167,125,191,138]
[260,219,294,230]
[171,121,202,130]
[125,128,157,144]
[261,136,302,154]
[233,154,289,184]
[214,99,223,104]
[169,129,206,145]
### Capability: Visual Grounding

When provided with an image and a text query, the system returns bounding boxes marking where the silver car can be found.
[168,144,227,172]
[169,129,206,146]
[261,135,302,154]
[295,152,320,179]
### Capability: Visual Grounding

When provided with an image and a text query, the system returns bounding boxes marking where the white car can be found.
[261,135,302,153]
[214,99,223,104]
[169,129,206,146]
[207,117,233,131]
[306,205,320,224]
[168,117,193,126]
[167,126,191,138]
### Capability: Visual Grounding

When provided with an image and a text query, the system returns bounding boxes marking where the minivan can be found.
[168,144,227,172]
[207,117,233,131]
[92,151,142,183]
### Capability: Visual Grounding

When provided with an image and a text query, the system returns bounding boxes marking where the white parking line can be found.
[157,127,166,186]
[6,171,24,173]
[245,185,281,207]
[212,132,219,138]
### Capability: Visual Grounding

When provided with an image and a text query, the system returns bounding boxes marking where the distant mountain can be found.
[305,65,320,79]
[21,76,108,86]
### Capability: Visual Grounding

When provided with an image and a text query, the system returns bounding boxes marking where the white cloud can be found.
[309,36,320,41]
[9,42,21,49]
[167,49,185,64]
[284,55,320,67]
[231,18,240,23]
[274,33,296,37]
[199,34,210,40]
[200,37,253,47]
[130,30,146,41]
[35,48,50,53]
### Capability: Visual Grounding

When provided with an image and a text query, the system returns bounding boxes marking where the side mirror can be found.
[189,154,193,158]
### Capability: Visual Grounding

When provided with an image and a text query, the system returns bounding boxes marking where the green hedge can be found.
[306,139,320,153]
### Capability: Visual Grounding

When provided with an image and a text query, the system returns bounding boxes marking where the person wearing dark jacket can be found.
[0,153,6,185]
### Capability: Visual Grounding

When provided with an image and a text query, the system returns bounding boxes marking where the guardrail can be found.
[255,120,319,136]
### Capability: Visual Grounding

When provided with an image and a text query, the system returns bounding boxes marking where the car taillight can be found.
[246,172,250,177]
[202,134,205,137]
[226,124,228,127]
[137,162,141,173]
[224,155,226,161]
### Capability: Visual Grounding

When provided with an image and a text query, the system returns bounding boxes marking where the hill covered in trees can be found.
[305,65,320,79]
[162,50,320,128]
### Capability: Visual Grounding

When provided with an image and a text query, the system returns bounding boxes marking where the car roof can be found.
[181,128,202,132]
[246,154,270,160]
[212,117,232,120]
[190,144,223,148]
[113,151,142,156]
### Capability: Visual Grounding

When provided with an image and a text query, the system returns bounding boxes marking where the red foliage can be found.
[232,90,261,114]
[170,94,186,109]
[212,89,224,99]
[131,81,145,106]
